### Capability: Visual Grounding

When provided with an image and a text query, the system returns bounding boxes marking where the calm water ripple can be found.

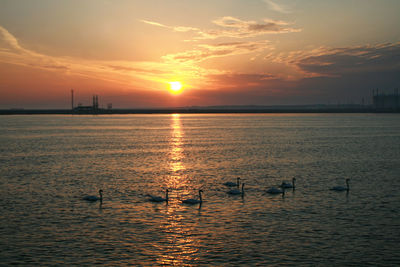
[0,114,399,266]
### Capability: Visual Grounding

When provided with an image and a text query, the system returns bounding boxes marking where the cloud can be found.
[206,72,278,89]
[290,43,400,77]
[140,19,199,33]
[0,26,76,75]
[107,64,166,74]
[6,23,398,108]
[0,26,41,58]
[263,0,291,14]
[0,26,21,50]
[39,64,69,70]
[140,16,300,41]
[139,19,169,28]
[162,41,271,63]
[204,17,299,39]
[0,25,210,90]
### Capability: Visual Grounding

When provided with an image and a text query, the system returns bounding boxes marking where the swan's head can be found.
[166,188,169,192]
[99,190,103,201]
[346,179,350,182]
[293,177,296,181]
[199,189,204,193]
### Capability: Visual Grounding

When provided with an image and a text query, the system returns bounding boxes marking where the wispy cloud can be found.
[0,26,71,71]
[140,16,300,41]
[0,25,211,89]
[140,19,169,28]
[205,16,300,39]
[206,72,278,90]
[8,25,396,101]
[0,26,22,50]
[140,19,199,33]
[263,0,291,14]
[162,41,271,63]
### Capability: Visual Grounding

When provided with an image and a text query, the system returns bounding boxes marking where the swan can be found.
[227,183,245,195]
[83,189,103,202]
[182,190,203,204]
[330,179,350,191]
[224,177,240,187]
[149,189,169,203]
[266,187,285,196]
[281,177,296,189]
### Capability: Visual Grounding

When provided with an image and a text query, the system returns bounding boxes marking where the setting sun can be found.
[169,81,183,94]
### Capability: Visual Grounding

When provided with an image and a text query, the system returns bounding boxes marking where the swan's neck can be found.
[282,188,285,197]
[241,184,245,194]
[237,178,240,187]
[292,178,296,188]
[346,180,349,191]
[199,191,203,203]
[99,191,103,202]
[166,190,169,201]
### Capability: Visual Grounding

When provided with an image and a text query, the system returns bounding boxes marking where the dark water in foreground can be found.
[0,114,399,266]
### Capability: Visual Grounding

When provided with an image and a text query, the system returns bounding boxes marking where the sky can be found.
[0,0,399,108]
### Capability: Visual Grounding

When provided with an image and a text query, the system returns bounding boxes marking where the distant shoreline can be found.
[1,107,399,115]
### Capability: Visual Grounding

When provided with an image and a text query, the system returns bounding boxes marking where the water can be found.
[0,114,399,266]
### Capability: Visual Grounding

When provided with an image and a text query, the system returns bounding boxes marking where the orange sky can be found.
[0,0,399,108]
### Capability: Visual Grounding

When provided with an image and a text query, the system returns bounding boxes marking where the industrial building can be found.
[373,89,400,111]
[71,90,112,114]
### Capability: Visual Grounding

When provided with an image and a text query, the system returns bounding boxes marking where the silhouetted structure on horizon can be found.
[2,88,400,115]
[73,94,103,114]
[71,89,74,110]
[373,89,400,111]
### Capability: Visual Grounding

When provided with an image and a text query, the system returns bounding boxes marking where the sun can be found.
[169,81,183,94]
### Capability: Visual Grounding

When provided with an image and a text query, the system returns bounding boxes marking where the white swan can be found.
[227,183,245,195]
[266,187,285,196]
[182,190,203,204]
[149,189,169,203]
[330,179,350,191]
[281,177,296,189]
[224,177,240,187]
[83,189,103,202]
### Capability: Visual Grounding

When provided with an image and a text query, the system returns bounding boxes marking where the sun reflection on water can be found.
[154,114,202,265]
[168,114,186,185]
[156,213,202,266]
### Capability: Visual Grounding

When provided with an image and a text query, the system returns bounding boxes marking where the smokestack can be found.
[71,89,74,110]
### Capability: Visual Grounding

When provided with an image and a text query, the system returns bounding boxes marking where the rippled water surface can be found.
[0,114,399,266]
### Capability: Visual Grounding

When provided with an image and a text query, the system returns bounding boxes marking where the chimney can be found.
[71,89,74,110]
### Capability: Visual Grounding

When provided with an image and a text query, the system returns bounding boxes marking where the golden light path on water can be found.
[170,114,185,174]
[157,114,201,265]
